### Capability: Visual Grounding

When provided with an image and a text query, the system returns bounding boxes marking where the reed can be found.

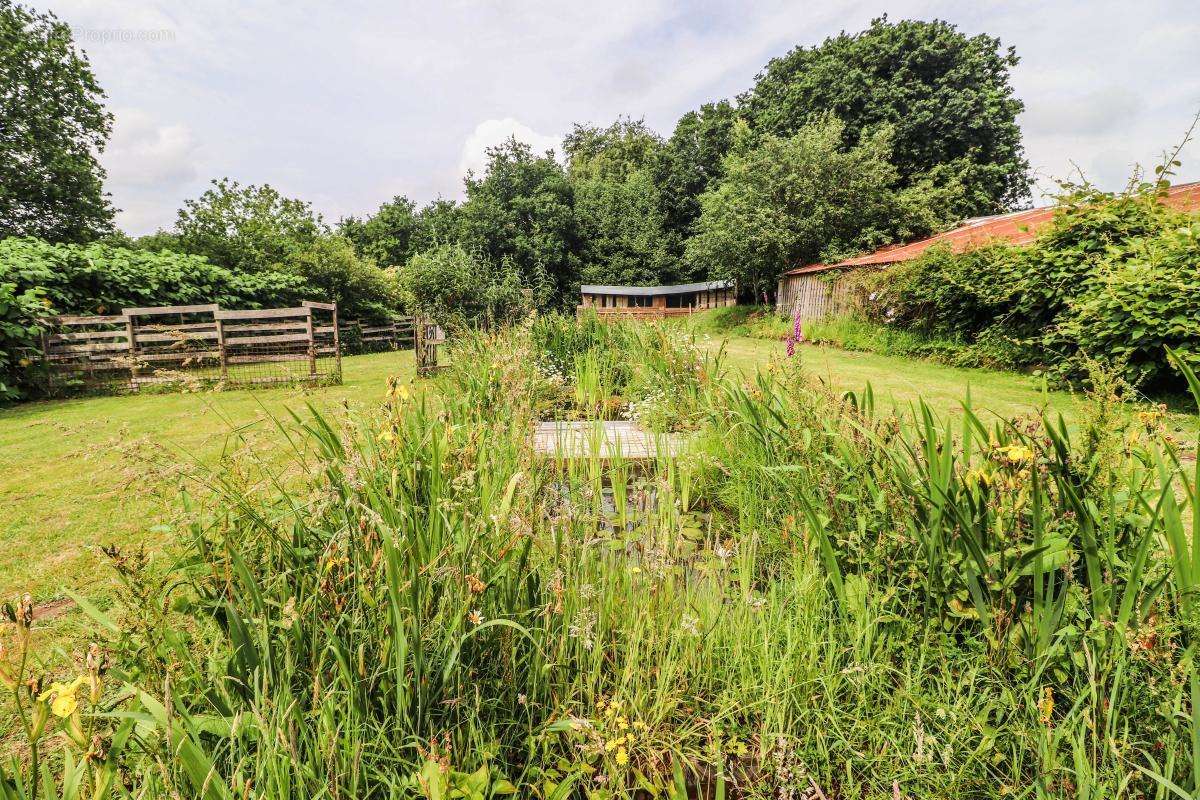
[3,314,1196,799]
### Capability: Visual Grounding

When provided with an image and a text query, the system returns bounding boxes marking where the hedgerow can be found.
[861,182,1200,392]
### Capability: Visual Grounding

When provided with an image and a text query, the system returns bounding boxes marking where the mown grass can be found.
[0,350,416,605]
[1,313,1195,799]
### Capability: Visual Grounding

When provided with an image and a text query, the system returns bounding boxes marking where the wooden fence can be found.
[338,317,415,351]
[580,307,698,322]
[39,301,367,394]
[775,271,856,322]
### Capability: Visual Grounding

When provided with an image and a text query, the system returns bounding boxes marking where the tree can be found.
[412,199,463,251]
[458,139,578,309]
[340,196,465,267]
[172,179,326,273]
[280,235,401,321]
[565,119,680,285]
[739,16,1029,216]
[653,101,738,247]
[397,243,526,327]
[0,0,114,241]
[338,195,421,268]
[686,117,948,300]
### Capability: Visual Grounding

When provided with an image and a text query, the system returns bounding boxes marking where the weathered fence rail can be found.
[37,302,415,395]
[338,317,415,351]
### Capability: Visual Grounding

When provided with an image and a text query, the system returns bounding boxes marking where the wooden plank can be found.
[52,314,127,325]
[134,322,217,333]
[223,332,312,346]
[531,421,685,460]
[301,300,336,311]
[214,307,308,320]
[136,350,220,363]
[48,340,133,354]
[134,330,219,343]
[220,321,310,333]
[48,329,129,342]
[124,304,218,316]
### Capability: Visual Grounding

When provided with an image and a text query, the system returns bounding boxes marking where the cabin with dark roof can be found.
[580,279,735,319]
[776,181,1200,322]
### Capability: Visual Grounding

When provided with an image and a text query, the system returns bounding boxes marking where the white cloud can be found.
[104,108,199,187]
[457,119,563,184]
[40,0,1200,233]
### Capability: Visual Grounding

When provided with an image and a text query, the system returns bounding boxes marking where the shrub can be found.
[279,235,402,322]
[861,181,1200,392]
[397,243,528,328]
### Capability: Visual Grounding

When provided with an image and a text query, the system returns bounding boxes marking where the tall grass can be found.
[3,314,1198,799]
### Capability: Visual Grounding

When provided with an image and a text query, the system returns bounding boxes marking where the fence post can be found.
[214,313,229,381]
[39,325,52,396]
[331,303,342,382]
[123,312,139,389]
[304,306,317,379]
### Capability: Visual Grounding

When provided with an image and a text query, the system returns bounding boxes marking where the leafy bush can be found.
[0,280,47,401]
[1059,218,1200,389]
[278,235,402,322]
[862,182,1200,391]
[397,243,528,328]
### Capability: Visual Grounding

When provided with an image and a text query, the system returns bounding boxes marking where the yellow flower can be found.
[995,443,1034,465]
[38,676,87,718]
[614,746,628,766]
[964,467,993,489]
[1038,686,1054,726]
[378,429,396,445]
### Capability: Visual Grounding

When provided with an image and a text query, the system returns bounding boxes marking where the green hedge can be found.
[863,185,1200,392]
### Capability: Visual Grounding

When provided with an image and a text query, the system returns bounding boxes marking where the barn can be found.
[776,181,1200,321]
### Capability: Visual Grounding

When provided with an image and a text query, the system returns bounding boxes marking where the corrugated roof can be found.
[580,279,734,297]
[784,181,1200,277]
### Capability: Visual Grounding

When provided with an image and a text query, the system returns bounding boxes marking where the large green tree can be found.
[653,101,738,247]
[739,16,1029,216]
[565,119,680,286]
[0,0,114,241]
[171,178,326,273]
[338,195,421,268]
[687,117,951,300]
[458,138,578,309]
[339,196,465,268]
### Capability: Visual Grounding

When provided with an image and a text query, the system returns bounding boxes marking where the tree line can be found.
[3,2,1029,320]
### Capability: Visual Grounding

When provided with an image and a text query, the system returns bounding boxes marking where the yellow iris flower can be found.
[38,676,88,718]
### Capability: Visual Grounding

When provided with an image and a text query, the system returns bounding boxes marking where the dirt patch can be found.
[32,597,76,623]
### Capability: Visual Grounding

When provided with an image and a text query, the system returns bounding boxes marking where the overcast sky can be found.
[46,0,1200,235]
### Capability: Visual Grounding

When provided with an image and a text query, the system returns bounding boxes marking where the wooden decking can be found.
[532,420,683,460]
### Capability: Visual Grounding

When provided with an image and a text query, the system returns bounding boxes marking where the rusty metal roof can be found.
[784,181,1200,277]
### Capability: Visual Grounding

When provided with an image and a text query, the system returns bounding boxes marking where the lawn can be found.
[0,334,1192,633]
[0,350,415,608]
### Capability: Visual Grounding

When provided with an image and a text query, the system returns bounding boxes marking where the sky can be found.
[45,0,1200,235]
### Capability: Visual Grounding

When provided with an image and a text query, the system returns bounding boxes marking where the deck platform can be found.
[532,420,683,460]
